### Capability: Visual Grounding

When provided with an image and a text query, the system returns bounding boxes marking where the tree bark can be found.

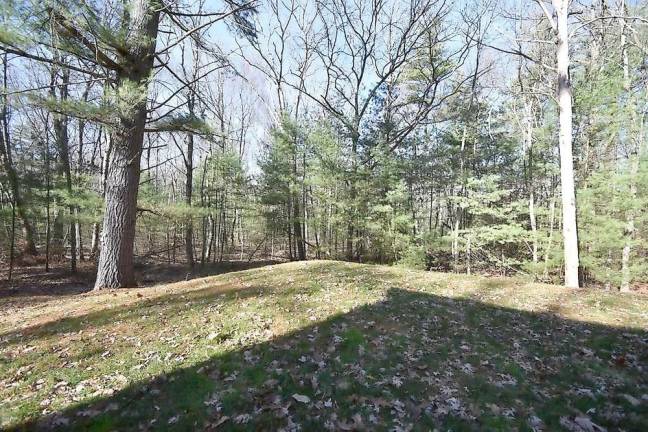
[293,195,305,260]
[184,127,195,268]
[524,100,538,265]
[90,132,111,259]
[553,0,580,288]
[620,1,637,293]
[76,91,89,262]
[52,66,76,272]
[94,0,160,289]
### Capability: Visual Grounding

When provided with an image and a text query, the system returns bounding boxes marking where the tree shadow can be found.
[5,287,648,431]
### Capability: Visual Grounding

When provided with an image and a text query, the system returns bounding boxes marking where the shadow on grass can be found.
[6,286,648,431]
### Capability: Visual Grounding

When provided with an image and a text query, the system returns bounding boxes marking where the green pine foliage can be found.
[579,162,648,287]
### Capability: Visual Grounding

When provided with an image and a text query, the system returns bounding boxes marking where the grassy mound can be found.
[1,261,647,431]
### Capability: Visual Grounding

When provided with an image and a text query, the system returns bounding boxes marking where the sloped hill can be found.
[1,261,647,431]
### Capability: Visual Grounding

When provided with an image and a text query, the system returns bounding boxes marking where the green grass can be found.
[1,261,647,431]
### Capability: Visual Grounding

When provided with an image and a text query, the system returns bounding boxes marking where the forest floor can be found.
[0,261,647,431]
[0,259,280,299]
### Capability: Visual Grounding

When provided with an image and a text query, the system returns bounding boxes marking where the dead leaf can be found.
[292,393,310,404]
[622,394,640,406]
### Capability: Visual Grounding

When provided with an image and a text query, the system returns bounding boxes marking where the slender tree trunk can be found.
[0,52,38,256]
[91,132,110,259]
[238,208,244,260]
[302,152,308,258]
[293,196,305,260]
[428,187,434,232]
[200,215,207,265]
[291,147,305,260]
[524,100,538,265]
[76,115,86,262]
[200,155,210,265]
[219,201,226,262]
[52,67,76,272]
[230,208,236,247]
[543,193,557,280]
[90,223,100,258]
[172,224,177,263]
[409,182,417,237]
[45,139,51,271]
[75,209,82,261]
[207,214,215,262]
[554,0,580,287]
[346,133,359,261]
[345,222,353,261]
[453,126,468,272]
[94,0,160,289]
[287,202,294,260]
[452,218,460,272]
[8,199,15,281]
[164,231,170,264]
[184,131,195,268]
[620,2,637,292]
[309,186,321,258]
[465,233,472,275]
[529,190,538,264]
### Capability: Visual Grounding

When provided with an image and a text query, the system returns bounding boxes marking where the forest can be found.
[1,0,648,431]
[1,0,647,290]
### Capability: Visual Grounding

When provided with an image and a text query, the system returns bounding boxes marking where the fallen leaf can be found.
[292,393,310,404]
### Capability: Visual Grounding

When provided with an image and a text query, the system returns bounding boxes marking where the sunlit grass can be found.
[1,261,647,431]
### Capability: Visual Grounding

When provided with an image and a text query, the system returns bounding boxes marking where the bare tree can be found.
[288,0,473,259]
[536,0,580,288]
[490,0,581,287]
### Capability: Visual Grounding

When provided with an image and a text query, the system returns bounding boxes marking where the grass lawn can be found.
[1,261,647,431]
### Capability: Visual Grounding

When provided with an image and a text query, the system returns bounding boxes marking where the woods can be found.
[2,1,648,431]
[0,0,647,289]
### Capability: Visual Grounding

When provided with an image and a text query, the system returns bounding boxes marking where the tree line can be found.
[0,0,646,291]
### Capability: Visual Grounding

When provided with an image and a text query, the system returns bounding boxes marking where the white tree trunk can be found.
[553,0,580,287]
[620,1,637,293]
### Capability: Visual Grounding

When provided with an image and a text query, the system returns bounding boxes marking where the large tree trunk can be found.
[94,115,145,288]
[94,0,160,289]
[554,0,580,288]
